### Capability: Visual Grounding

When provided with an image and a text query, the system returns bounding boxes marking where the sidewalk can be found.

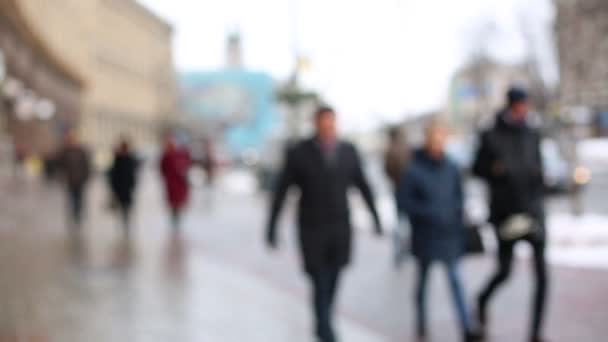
[0,171,383,342]
[0,169,607,341]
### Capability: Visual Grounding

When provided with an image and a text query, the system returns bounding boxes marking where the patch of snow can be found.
[578,138,608,163]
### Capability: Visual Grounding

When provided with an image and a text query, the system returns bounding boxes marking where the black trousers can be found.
[479,235,548,338]
[118,201,133,229]
[309,268,341,342]
[67,185,85,226]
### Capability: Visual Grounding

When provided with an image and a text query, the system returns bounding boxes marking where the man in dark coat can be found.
[266,106,383,342]
[108,137,139,231]
[398,122,480,342]
[473,88,548,342]
[57,131,92,228]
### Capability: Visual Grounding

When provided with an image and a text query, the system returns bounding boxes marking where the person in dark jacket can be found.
[384,126,411,267]
[57,131,92,228]
[473,88,548,342]
[384,126,410,189]
[398,122,480,342]
[108,137,139,231]
[267,106,383,342]
[160,135,192,230]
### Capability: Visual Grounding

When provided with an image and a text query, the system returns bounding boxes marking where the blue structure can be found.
[180,69,278,154]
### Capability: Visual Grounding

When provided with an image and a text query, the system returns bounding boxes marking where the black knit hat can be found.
[507,87,528,106]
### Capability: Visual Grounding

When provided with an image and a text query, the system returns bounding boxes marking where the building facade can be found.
[14,0,176,162]
[556,0,608,111]
[180,34,279,156]
[445,59,534,130]
[0,0,83,156]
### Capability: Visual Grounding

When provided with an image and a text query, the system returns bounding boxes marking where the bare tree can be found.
[517,14,555,114]
[464,21,499,131]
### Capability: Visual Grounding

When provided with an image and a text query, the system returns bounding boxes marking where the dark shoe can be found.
[315,327,336,342]
[476,297,487,330]
[416,327,427,341]
[464,330,483,342]
[530,337,549,342]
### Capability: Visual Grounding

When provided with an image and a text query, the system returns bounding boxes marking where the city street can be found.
[1,0,606,340]
[1,153,607,342]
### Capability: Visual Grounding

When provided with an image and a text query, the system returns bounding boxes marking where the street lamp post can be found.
[277,60,318,139]
[277,0,320,140]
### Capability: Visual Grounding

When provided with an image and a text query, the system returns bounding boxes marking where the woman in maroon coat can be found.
[160,136,192,229]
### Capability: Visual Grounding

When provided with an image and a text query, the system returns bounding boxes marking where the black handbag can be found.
[464,223,485,255]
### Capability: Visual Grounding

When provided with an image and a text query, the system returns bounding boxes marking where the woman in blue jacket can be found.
[398,122,479,342]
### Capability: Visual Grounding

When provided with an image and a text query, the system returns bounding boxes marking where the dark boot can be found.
[315,328,335,342]
[416,325,427,341]
[476,296,487,332]
[464,330,483,342]
[530,337,549,342]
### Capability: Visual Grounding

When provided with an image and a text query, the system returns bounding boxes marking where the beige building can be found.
[0,0,83,156]
[555,0,608,110]
[14,0,176,161]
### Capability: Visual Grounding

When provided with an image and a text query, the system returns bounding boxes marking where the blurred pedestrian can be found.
[398,121,480,342]
[384,126,411,267]
[200,138,218,209]
[201,139,218,186]
[108,137,139,232]
[12,144,25,179]
[160,135,192,229]
[266,106,383,342]
[57,131,92,228]
[473,87,548,342]
[384,126,410,188]
[42,152,59,184]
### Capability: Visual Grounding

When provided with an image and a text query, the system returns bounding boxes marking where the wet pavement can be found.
[1,168,607,341]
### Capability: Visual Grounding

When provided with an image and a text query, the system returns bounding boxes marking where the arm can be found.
[131,155,141,188]
[55,150,66,177]
[472,132,494,180]
[160,153,169,178]
[455,167,465,225]
[533,133,546,193]
[472,131,508,183]
[266,148,296,247]
[353,147,382,235]
[83,148,92,183]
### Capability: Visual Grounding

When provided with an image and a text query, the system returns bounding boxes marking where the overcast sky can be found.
[138,0,558,131]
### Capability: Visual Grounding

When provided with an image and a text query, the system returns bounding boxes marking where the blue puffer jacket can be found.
[397,149,465,262]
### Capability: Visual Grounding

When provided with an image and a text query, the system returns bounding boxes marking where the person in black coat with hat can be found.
[473,87,548,342]
[266,106,383,342]
[398,121,480,342]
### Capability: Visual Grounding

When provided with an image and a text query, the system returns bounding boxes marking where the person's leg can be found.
[120,202,131,232]
[393,217,410,267]
[73,186,85,225]
[170,207,181,229]
[310,270,335,342]
[445,260,473,333]
[327,267,342,340]
[327,267,341,310]
[66,187,77,225]
[478,240,515,326]
[393,216,402,266]
[67,185,83,226]
[415,259,431,338]
[529,238,548,341]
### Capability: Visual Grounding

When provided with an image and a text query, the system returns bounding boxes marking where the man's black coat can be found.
[267,138,382,274]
